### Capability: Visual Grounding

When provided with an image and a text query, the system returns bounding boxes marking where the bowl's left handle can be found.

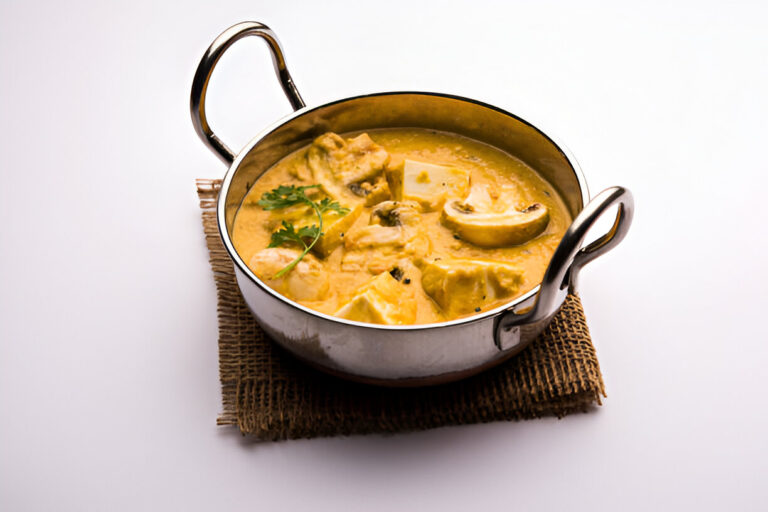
[190,21,305,165]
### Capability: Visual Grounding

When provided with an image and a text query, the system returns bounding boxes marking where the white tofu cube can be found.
[334,272,416,324]
[399,160,470,211]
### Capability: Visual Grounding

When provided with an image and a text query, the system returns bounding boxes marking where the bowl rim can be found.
[216,90,590,331]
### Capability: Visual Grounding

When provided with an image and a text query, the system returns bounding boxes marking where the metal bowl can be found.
[190,22,634,386]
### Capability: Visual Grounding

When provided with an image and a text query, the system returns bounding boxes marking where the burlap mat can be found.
[197,179,606,441]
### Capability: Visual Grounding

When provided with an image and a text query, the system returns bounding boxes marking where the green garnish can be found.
[258,184,319,210]
[258,184,349,277]
[268,221,320,249]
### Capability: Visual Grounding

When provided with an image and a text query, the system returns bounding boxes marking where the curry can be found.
[231,128,572,325]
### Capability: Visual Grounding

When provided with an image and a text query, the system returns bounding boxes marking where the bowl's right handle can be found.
[494,186,634,348]
[190,21,305,165]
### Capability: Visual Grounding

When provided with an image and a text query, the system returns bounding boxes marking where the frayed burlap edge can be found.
[197,178,606,440]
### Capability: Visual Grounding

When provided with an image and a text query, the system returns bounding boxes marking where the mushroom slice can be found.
[369,200,421,227]
[420,258,523,317]
[344,201,422,249]
[442,192,550,247]
[343,200,431,271]
[249,248,329,302]
[307,132,390,201]
[334,271,416,325]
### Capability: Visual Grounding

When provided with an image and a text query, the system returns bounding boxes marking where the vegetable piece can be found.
[307,133,390,200]
[342,201,431,272]
[442,199,550,247]
[300,203,363,257]
[420,258,523,316]
[384,157,405,200]
[334,272,416,324]
[258,184,349,277]
[249,248,329,301]
[343,201,422,249]
[387,159,470,211]
[362,176,392,206]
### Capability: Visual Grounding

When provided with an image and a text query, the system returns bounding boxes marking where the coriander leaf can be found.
[259,183,350,277]
[297,224,321,239]
[268,221,307,249]
[257,184,320,210]
[317,197,350,215]
[267,221,320,250]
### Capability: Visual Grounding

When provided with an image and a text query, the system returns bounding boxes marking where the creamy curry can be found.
[231,128,571,325]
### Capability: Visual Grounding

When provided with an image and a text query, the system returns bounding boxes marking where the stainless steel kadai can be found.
[190,21,634,386]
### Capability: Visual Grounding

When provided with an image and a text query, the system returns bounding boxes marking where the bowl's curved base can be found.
[287,342,531,387]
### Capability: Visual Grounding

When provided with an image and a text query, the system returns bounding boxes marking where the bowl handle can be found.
[190,22,305,165]
[494,186,634,349]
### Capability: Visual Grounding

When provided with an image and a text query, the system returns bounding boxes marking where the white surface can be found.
[1,1,767,510]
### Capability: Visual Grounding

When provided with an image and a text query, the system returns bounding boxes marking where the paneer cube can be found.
[387,159,470,211]
[334,272,416,325]
[309,203,363,257]
[420,258,523,316]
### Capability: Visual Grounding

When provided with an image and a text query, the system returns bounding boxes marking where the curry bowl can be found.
[190,22,634,386]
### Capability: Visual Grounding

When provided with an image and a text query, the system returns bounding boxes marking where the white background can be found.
[2,0,767,510]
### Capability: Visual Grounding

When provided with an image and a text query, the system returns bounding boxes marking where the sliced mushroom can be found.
[369,200,421,227]
[442,185,550,247]
[344,201,422,249]
[342,201,431,271]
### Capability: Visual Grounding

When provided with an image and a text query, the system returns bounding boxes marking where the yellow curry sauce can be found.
[232,128,571,325]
